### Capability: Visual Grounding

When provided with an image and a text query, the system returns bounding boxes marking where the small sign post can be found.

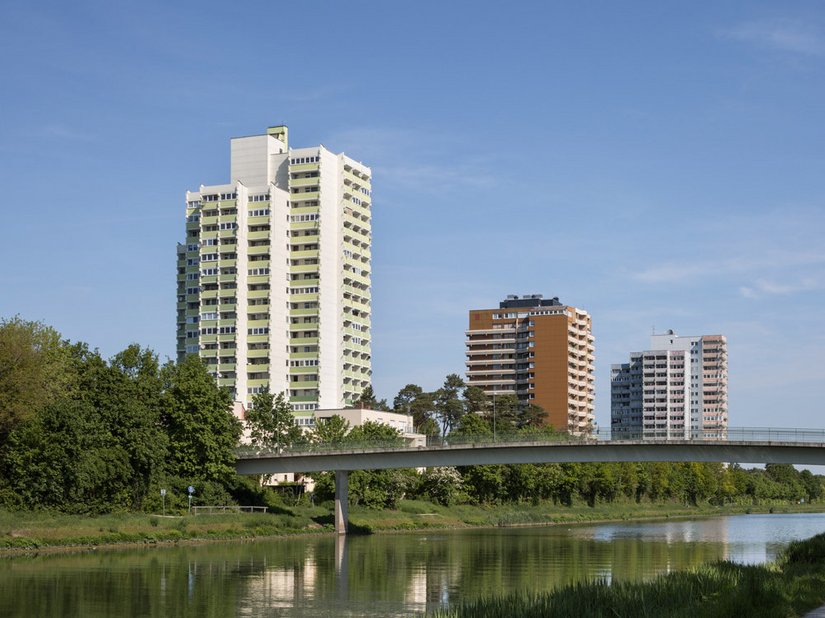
[160,488,167,516]
[187,486,195,514]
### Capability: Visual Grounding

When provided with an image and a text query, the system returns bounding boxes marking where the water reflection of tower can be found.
[240,546,318,611]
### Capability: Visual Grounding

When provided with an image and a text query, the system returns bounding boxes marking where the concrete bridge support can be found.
[334,470,349,534]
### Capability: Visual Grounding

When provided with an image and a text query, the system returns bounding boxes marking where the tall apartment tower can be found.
[176,125,373,413]
[465,295,595,433]
[611,331,728,439]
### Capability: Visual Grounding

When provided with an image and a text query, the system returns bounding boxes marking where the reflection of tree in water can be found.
[0,516,817,616]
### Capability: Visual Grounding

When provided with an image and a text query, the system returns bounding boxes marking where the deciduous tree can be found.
[161,355,241,484]
[247,391,303,450]
[0,317,71,438]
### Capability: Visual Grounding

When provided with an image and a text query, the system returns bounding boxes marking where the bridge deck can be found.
[236,439,825,475]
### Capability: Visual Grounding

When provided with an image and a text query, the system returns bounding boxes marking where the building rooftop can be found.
[499,294,563,309]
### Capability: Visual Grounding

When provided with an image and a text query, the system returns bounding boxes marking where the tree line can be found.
[0,316,822,515]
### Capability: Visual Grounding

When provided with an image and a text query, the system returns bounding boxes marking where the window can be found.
[290,213,320,222]
[249,208,270,217]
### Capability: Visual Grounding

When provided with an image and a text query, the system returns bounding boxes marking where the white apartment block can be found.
[176,125,372,414]
[611,331,728,439]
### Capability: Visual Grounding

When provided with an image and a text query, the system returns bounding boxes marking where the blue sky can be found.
[1,1,824,429]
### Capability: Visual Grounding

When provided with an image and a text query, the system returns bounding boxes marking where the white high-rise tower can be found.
[176,125,372,415]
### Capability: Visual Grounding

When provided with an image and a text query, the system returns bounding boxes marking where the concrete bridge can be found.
[235,427,825,534]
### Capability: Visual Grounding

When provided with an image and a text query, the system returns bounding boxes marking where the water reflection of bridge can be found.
[236,427,825,534]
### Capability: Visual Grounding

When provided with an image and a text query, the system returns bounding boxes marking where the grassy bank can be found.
[349,499,825,533]
[2,500,824,552]
[0,506,331,551]
[428,533,825,618]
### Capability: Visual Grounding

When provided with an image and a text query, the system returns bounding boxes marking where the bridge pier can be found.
[334,470,349,534]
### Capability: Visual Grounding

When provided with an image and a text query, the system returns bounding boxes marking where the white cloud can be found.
[739,277,822,299]
[723,18,825,56]
[324,126,495,191]
[633,250,825,284]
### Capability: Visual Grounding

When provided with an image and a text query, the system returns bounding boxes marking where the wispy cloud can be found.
[722,18,825,56]
[633,250,825,284]
[325,125,496,192]
[380,163,494,191]
[739,277,822,299]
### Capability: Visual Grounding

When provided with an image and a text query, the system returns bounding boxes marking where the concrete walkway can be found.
[803,605,825,617]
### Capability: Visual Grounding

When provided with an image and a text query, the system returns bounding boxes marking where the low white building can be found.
[311,407,426,447]
[262,407,426,486]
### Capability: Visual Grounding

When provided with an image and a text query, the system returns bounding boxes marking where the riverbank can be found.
[427,532,825,617]
[2,500,824,554]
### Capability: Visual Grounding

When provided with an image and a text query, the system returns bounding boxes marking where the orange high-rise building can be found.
[465,295,595,434]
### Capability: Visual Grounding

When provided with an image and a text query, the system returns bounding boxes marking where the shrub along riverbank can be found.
[428,532,825,618]
[2,499,824,552]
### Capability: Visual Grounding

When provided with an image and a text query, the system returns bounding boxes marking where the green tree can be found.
[463,386,488,414]
[0,317,72,438]
[344,422,412,508]
[354,385,390,411]
[435,374,466,435]
[247,391,302,450]
[519,404,548,428]
[347,420,405,446]
[1,399,131,512]
[419,467,465,506]
[451,412,492,441]
[98,344,168,510]
[765,463,806,501]
[486,393,520,433]
[460,464,506,504]
[800,469,823,502]
[161,355,241,484]
[393,384,437,433]
[311,414,351,445]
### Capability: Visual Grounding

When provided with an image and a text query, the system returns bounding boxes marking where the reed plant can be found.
[429,533,825,617]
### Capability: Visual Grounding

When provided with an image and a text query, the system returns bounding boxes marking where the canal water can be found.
[1,513,824,617]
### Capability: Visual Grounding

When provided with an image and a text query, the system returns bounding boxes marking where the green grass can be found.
[349,499,825,533]
[427,533,825,617]
[0,505,331,550]
[1,499,823,552]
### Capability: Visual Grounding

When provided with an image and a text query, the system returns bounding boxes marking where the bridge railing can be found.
[235,426,825,459]
[598,427,825,443]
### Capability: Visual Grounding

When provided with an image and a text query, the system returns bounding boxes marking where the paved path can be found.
[803,605,825,617]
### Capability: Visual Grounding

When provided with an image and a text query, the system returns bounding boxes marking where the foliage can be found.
[435,374,466,435]
[247,391,303,449]
[310,414,350,445]
[353,385,390,411]
[348,420,406,446]
[393,384,436,433]
[419,467,465,506]
[1,399,132,513]
[160,354,242,484]
[0,316,71,437]
[430,533,825,618]
[74,343,168,510]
